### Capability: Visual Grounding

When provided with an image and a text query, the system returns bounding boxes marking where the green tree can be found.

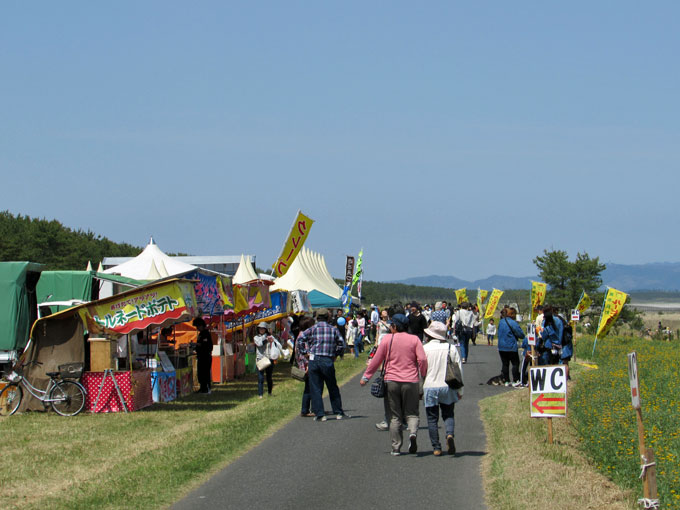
[533,249,606,312]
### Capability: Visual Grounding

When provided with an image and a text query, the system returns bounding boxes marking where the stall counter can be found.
[82,369,153,413]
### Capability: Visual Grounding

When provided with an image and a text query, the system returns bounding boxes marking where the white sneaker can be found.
[512,381,522,388]
[375,421,388,431]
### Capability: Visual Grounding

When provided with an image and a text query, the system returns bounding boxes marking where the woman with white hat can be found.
[254,322,282,398]
[422,321,464,456]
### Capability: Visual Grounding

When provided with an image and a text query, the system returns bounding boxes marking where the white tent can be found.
[232,254,259,285]
[102,238,198,280]
[271,247,343,299]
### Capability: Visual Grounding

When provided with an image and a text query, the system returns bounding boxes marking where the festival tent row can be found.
[4,233,345,413]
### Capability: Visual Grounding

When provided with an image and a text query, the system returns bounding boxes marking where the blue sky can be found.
[2,2,678,282]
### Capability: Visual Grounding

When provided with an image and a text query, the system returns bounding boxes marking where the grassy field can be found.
[0,355,366,510]
[571,335,680,509]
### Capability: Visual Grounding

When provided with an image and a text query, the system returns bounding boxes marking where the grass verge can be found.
[0,354,366,510]
[480,362,636,510]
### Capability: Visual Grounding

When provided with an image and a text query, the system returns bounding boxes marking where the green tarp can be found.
[308,289,343,309]
[36,271,147,314]
[0,262,44,351]
[37,271,95,303]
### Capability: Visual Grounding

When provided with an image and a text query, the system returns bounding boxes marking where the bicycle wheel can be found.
[0,384,23,416]
[50,380,86,416]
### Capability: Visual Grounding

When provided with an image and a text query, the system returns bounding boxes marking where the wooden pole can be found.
[636,407,651,499]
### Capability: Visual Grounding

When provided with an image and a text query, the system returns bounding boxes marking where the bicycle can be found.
[0,361,87,417]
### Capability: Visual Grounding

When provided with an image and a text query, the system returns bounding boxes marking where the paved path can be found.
[173,342,509,510]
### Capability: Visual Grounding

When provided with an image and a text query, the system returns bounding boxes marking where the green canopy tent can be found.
[0,262,45,366]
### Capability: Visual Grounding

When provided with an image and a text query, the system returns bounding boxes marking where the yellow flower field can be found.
[572,336,680,509]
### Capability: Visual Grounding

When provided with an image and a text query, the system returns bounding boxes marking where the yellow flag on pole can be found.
[596,287,628,340]
[531,281,547,320]
[477,288,487,315]
[272,211,314,277]
[576,291,592,314]
[484,289,504,319]
[455,288,468,304]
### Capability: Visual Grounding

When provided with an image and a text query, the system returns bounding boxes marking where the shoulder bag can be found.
[445,344,464,389]
[256,356,272,371]
[291,365,307,381]
[370,334,395,398]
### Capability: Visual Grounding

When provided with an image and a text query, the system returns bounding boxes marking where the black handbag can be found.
[370,334,394,398]
[445,344,464,390]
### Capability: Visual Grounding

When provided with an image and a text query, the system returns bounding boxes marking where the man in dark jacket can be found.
[407,302,428,342]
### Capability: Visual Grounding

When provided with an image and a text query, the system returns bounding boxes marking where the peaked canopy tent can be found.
[270,247,348,309]
[102,237,199,281]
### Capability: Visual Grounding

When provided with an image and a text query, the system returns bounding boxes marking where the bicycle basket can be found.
[58,362,84,379]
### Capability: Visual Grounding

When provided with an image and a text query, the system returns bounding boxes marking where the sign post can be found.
[628,352,658,507]
[530,365,568,444]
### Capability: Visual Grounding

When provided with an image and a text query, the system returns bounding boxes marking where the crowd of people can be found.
[241,299,574,457]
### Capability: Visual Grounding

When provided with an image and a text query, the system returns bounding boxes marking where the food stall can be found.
[77,278,199,412]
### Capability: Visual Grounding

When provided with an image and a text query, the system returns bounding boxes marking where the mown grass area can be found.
[572,336,680,509]
[480,365,635,510]
[0,355,366,510]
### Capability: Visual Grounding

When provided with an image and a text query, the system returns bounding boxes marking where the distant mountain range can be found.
[391,262,680,292]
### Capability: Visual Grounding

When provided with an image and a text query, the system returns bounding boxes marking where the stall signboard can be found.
[79,280,198,336]
[152,371,177,403]
[290,290,312,314]
[186,271,232,316]
[530,365,567,418]
[224,291,288,329]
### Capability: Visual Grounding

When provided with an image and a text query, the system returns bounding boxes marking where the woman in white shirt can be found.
[254,323,282,398]
[422,321,463,456]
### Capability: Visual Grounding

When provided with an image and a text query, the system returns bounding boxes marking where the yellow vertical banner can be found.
[272,211,314,277]
[531,281,547,320]
[476,288,487,315]
[484,289,503,319]
[596,287,628,339]
[455,288,468,304]
[576,291,592,314]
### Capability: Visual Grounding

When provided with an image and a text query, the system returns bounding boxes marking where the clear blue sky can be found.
[2,2,678,282]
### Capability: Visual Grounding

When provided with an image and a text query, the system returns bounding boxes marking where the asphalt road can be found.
[172,341,510,510]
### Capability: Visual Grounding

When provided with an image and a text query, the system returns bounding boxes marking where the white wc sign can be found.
[530,365,567,418]
[627,351,641,409]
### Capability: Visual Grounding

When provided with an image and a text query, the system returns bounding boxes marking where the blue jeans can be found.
[308,356,343,417]
[353,336,363,357]
[459,329,472,361]
[426,402,455,450]
[257,364,273,396]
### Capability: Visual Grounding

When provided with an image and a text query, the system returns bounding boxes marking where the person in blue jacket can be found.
[538,305,563,365]
[496,307,526,387]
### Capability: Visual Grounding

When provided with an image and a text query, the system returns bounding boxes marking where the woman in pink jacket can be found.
[361,310,428,456]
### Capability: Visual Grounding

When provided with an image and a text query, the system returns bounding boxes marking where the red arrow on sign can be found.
[532,393,566,414]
